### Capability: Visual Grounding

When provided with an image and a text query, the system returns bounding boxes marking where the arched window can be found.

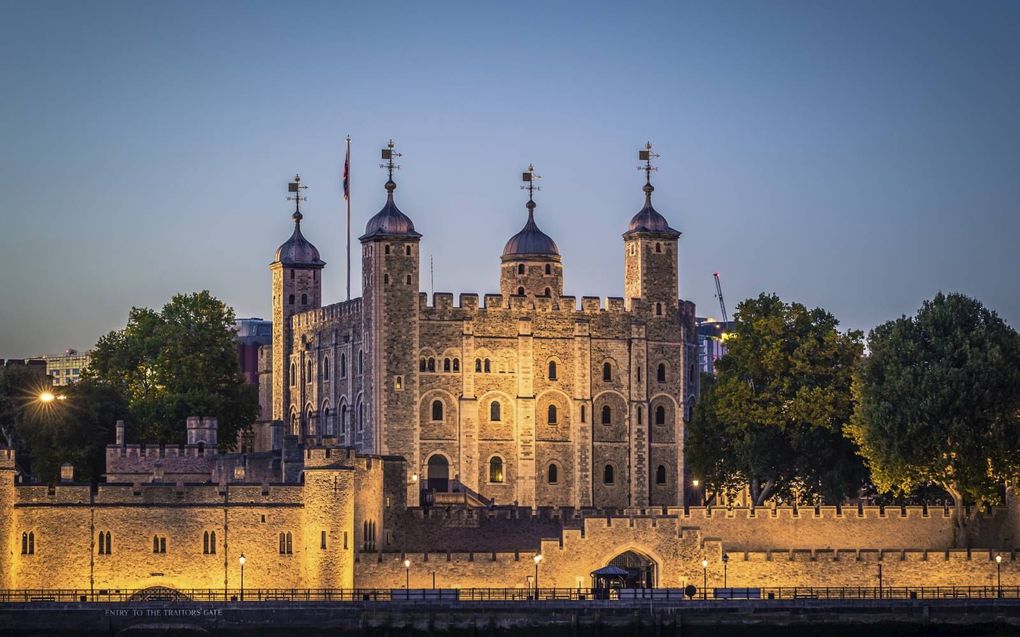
[655,242,662,253]
[288,294,294,305]
[406,274,412,285]
[452,358,460,372]
[286,532,293,554]
[358,403,364,431]
[340,405,348,441]
[601,405,611,425]
[547,404,558,425]
[603,362,612,382]
[484,359,491,373]
[517,287,525,296]
[656,302,663,316]
[489,457,504,483]
[637,407,643,425]
[384,273,389,284]
[385,244,391,255]
[104,531,111,554]
[490,401,501,422]
[656,465,667,484]
[548,361,557,380]
[431,400,444,421]
[323,405,333,435]
[547,463,559,484]
[323,357,330,380]
[475,358,482,372]
[443,358,451,372]
[290,363,296,387]
[420,358,427,372]
[306,360,312,380]
[358,350,363,374]
[545,263,551,275]
[517,263,525,275]
[306,408,314,435]
[203,531,209,554]
[580,405,587,423]
[657,364,666,383]
[340,353,347,378]
[279,532,286,554]
[637,366,642,382]
[406,245,411,256]
[427,357,436,372]
[544,287,551,297]
[603,465,615,484]
[655,406,666,425]
[301,293,308,304]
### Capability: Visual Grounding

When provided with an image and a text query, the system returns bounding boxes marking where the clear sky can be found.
[1,1,1018,357]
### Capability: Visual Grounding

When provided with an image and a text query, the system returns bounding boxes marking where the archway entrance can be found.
[426,454,450,492]
[128,586,192,602]
[603,550,656,588]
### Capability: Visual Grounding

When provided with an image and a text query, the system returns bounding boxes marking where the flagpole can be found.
[345,135,351,301]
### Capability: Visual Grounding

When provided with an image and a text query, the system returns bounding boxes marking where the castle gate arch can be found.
[426,453,450,492]
[600,550,657,589]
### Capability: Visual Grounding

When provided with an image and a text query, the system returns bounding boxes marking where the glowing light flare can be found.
[38,391,56,403]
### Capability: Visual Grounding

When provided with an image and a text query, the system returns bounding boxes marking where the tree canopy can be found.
[86,290,258,448]
[848,292,1020,542]
[687,293,866,506]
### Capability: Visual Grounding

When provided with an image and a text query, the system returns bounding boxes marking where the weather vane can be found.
[380,139,402,182]
[521,163,541,207]
[638,142,659,185]
[287,174,308,219]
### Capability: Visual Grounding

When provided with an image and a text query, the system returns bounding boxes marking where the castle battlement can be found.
[290,298,363,329]
[416,291,649,319]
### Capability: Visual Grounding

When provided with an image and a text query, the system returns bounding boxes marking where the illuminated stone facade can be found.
[261,164,699,510]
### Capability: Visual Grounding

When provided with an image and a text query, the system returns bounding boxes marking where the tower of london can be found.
[257,143,699,509]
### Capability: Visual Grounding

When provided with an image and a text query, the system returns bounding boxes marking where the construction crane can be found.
[713,272,729,323]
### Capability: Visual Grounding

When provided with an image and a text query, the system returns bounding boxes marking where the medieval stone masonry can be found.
[4,148,1019,594]
[259,153,699,511]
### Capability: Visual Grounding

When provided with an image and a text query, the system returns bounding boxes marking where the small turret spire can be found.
[287,174,308,222]
[638,142,659,207]
[521,163,541,218]
[379,139,402,200]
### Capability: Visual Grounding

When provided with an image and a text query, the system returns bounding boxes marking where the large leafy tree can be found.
[86,291,258,448]
[848,292,1020,544]
[687,293,866,506]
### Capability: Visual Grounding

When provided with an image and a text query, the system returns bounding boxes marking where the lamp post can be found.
[404,559,411,590]
[877,563,883,599]
[722,553,729,588]
[534,554,543,599]
[239,554,245,601]
[702,559,708,600]
[996,554,1003,598]
[692,479,701,507]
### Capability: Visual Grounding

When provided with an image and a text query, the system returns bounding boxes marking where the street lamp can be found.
[534,554,543,599]
[38,391,55,404]
[691,479,701,507]
[404,559,411,590]
[996,554,1003,598]
[239,554,246,601]
[701,559,709,600]
[722,553,729,588]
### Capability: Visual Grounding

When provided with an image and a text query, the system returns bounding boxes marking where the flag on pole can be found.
[343,141,350,201]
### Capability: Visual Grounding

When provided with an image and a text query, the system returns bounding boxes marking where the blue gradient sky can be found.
[1,1,1018,357]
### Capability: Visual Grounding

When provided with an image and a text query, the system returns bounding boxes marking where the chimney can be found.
[60,463,74,483]
[115,420,125,447]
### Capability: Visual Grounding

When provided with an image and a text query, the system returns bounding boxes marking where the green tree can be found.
[86,291,258,448]
[848,292,1020,544]
[687,293,866,506]
[15,379,129,483]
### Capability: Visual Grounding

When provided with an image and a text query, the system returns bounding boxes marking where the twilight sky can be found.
[1,1,1018,357]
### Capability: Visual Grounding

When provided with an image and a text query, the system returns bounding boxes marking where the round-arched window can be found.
[489,457,504,483]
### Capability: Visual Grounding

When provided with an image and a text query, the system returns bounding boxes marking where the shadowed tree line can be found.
[0,291,257,483]
[688,292,1020,545]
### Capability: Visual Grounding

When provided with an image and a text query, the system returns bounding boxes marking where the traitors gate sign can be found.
[104,608,224,618]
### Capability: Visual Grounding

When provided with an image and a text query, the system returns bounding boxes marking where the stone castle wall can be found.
[358,509,1020,591]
